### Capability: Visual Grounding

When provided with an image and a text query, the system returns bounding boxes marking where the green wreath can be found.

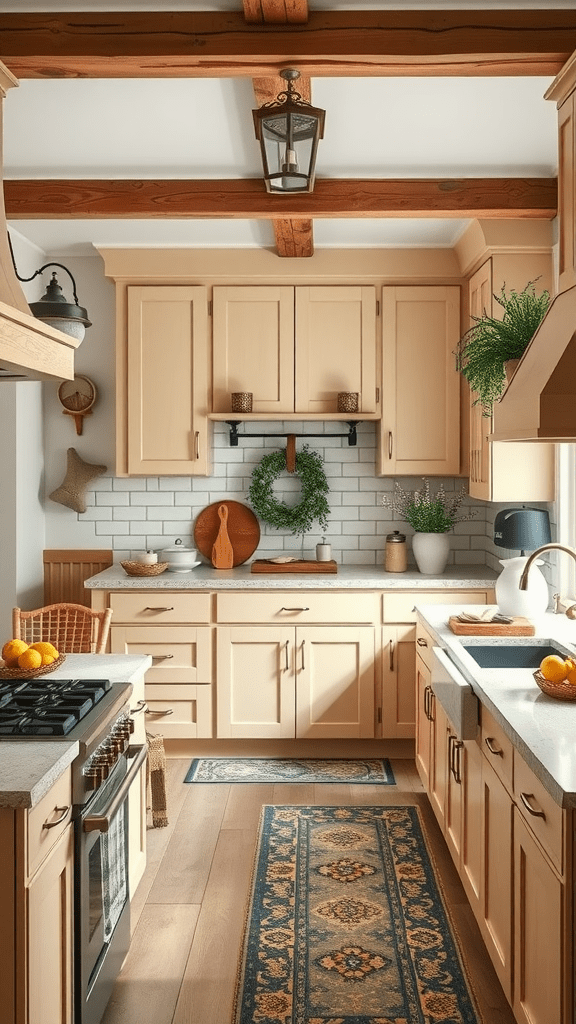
[248,445,330,536]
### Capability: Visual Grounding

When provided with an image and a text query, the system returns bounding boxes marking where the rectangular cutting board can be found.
[251,559,338,574]
[448,616,535,636]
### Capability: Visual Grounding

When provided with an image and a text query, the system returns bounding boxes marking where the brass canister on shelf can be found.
[231,392,253,413]
[385,530,407,572]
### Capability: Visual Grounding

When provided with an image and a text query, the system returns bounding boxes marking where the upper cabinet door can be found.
[379,285,460,476]
[295,286,377,414]
[126,286,210,476]
[212,286,294,414]
[557,92,576,294]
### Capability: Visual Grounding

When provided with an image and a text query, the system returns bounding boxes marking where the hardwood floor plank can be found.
[100,903,200,1024]
[222,782,274,829]
[147,783,229,904]
[312,782,352,803]
[172,827,257,1024]
[272,782,316,803]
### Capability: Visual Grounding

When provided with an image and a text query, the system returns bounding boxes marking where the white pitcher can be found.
[495,556,549,617]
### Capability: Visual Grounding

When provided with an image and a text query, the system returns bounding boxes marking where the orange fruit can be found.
[17,648,42,671]
[539,654,568,683]
[1,638,29,668]
[564,658,576,686]
[30,641,59,665]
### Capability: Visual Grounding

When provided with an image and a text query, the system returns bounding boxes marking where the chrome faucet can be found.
[519,544,576,617]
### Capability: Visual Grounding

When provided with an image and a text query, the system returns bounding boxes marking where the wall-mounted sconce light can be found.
[9,234,92,342]
[252,69,325,194]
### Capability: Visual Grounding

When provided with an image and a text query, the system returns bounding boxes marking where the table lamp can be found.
[493,507,551,617]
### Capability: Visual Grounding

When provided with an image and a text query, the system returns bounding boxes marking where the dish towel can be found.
[101,809,127,942]
[146,733,168,828]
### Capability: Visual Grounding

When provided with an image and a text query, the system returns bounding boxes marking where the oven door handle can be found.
[82,743,147,834]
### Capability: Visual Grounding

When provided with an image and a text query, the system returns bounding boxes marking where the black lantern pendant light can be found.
[8,234,91,342]
[253,69,325,194]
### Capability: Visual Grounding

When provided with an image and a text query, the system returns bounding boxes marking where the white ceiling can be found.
[1,2,562,255]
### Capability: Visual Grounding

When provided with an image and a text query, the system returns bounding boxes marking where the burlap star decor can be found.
[49,447,107,513]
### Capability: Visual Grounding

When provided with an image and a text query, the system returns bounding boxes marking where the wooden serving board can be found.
[251,559,338,574]
[194,501,260,567]
[448,616,535,636]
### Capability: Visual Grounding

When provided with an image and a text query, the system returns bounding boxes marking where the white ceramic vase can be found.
[412,532,450,575]
[495,556,549,617]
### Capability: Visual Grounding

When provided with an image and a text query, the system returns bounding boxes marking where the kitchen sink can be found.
[461,640,574,670]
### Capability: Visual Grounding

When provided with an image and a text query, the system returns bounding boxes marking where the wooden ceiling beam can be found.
[3,177,557,219]
[243,0,308,24]
[1,11,575,79]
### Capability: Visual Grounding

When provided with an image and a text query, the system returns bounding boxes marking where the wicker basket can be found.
[533,670,576,701]
[0,653,66,680]
[121,561,169,577]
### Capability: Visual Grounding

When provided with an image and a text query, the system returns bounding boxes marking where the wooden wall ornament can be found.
[57,374,97,435]
[49,447,107,513]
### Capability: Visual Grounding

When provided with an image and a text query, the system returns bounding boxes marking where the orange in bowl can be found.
[539,655,569,683]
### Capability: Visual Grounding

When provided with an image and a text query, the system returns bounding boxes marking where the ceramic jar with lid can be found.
[385,530,407,572]
[159,538,198,573]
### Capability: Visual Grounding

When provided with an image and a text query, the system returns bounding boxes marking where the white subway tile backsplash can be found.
[95,492,130,506]
[130,492,174,506]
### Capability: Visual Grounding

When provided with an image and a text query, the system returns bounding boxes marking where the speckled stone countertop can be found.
[0,654,152,809]
[415,604,576,808]
[85,563,498,591]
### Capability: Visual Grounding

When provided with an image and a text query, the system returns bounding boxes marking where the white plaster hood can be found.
[0,62,77,381]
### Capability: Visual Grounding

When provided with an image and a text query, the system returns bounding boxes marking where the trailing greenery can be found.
[248,445,330,536]
[381,479,478,534]
[455,280,550,416]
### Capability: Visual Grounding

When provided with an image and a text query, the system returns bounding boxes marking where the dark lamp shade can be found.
[493,508,551,552]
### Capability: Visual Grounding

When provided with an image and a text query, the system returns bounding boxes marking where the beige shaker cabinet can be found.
[27,825,75,1024]
[216,624,376,740]
[466,258,555,502]
[546,61,576,294]
[121,285,211,476]
[212,285,378,415]
[378,285,460,475]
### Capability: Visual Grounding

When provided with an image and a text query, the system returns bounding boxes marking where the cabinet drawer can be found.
[27,768,72,879]
[383,590,493,623]
[145,684,212,739]
[481,706,514,793]
[216,591,378,624]
[109,591,211,624]
[514,751,564,874]
[414,621,437,671]
[111,625,211,683]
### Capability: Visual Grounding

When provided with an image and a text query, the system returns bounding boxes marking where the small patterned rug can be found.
[184,757,395,785]
[233,805,481,1024]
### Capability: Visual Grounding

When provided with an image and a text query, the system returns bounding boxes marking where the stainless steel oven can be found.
[76,739,146,1024]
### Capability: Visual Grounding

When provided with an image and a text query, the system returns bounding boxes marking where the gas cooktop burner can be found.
[0,678,112,736]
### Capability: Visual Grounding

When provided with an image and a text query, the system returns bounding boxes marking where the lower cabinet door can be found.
[513,809,565,1024]
[296,626,375,739]
[27,825,74,1024]
[415,654,432,790]
[459,736,482,916]
[480,757,513,1001]
[381,624,416,738]
[217,627,295,738]
[145,684,213,739]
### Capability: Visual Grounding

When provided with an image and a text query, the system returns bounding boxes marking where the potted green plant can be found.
[455,280,550,416]
[381,479,477,574]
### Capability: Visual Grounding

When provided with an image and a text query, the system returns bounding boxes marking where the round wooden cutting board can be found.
[194,501,260,567]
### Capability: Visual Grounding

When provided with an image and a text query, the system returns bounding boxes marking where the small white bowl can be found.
[160,538,198,571]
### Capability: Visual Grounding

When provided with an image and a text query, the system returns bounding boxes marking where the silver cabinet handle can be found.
[83,744,147,833]
[416,637,428,647]
[144,606,174,612]
[520,792,546,819]
[484,737,503,757]
[145,707,174,716]
[151,654,174,662]
[43,805,72,830]
[132,700,147,715]
[301,639,306,670]
[284,640,289,672]
[195,430,200,460]
[281,606,310,612]
[451,738,463,784]
[389,639,394,672]
[388,431,393,460]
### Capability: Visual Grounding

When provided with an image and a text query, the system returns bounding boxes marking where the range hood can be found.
[0,62,77,381]
[491,283,576,442]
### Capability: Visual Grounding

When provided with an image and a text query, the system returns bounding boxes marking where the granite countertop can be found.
[415,603,576,808]
[85,563,498,591]
[0,654,152,810]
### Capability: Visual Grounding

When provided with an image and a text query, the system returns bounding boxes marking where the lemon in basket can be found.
[30,641,60,665]
[1,638,29,668]
[564,658,576,686]
[17,648,42,671]
[539,655,569,683]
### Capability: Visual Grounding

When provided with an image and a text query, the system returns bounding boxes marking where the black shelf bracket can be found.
[225,421,359,447]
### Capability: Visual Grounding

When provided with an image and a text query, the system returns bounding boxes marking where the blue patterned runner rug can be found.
[233,805,481,1024]
[184,758,395,785]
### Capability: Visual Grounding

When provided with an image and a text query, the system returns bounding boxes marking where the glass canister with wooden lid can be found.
[385,530,407,572]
